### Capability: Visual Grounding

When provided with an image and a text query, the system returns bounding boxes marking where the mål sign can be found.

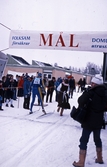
[9,30,107,52]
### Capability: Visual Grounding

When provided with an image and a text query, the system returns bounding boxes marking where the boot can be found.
[95,147,104,164]
[73,149,86,167]
[60,108,64,116]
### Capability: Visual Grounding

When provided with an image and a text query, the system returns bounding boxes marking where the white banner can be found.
[9,30,107,52]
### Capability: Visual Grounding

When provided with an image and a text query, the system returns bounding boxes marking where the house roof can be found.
[7,54,30,66]
[32,60,53,67]
[11,55,30,65]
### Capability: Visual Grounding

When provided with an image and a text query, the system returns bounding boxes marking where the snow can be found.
[0,91,107,167]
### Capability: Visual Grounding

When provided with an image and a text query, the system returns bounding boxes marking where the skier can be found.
[29,73,46,114]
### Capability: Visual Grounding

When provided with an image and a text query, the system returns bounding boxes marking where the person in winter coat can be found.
[1,76,7,103]
[57,78,70,116]
[55,77,62,102]
[73,74,107,167]
[77,78,83,93]
[17,76,24,97]
[29,73,46,114]
[81,76,87,92]
[68,76,75,98]
[12,76,18,100]
[23,76,31,109]
[4,75,15,107]
[46,77,56,103]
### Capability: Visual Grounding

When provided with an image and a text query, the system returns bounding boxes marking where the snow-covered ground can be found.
[0,91,107,167]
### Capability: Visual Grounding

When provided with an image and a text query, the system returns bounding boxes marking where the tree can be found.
[84,62,102,75]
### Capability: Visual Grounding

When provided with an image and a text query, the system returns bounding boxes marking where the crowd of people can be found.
[0,72,87,114]
[0,72,107,166]
[0,72,82,114]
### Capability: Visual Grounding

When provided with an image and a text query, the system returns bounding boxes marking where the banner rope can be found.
[0,23,11,52]
[0,48,9,52]
[0,22,11,31]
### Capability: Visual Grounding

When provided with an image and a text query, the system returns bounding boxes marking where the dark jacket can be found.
[57,82,70,109]
[78,78,83,86]
[3,78,14,99]
[78,85,107,130]
[47,79,55,92]
[69,78,75,89]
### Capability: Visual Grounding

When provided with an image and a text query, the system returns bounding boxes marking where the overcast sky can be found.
[0,0,107,68]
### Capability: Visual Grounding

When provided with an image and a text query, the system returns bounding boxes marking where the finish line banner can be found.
[9,30,107,52]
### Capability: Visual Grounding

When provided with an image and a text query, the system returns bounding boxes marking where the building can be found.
[3,54,92,84]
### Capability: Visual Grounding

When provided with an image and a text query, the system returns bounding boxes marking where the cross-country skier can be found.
[29,73,46,115]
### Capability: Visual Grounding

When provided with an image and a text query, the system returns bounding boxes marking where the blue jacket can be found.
[23,78,31,97]
[31,77,43,94]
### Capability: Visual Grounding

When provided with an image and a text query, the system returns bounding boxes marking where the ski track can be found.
[0,94,107,167]
[0,112,69,167]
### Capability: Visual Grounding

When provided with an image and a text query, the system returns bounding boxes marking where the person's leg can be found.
[46,89,49,102]
[27,96,30,109]
[79,128,91,150]
[73,128,91,167]
[71,88,73,98]
[23,96,30,109]
[38,88,46,114]
[23,97,27,108]
[13,88,17,100]
[60,108,64,116]
[68,88,71,97]
[10,99,14,107]
[6,99,9,107]
[0,96,3,110]
[93,129,102,148]
[42,94,44,102]
[38,98,40,105]
[50,90,53,102]
[57,107,60,112]
[78,86,80,93]
[93,129,104,164]
[30,93,36,113]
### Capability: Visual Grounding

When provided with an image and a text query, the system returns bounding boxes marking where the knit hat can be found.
[91,74,103,85]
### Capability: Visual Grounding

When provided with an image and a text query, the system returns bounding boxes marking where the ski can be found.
[33,103,48,107]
